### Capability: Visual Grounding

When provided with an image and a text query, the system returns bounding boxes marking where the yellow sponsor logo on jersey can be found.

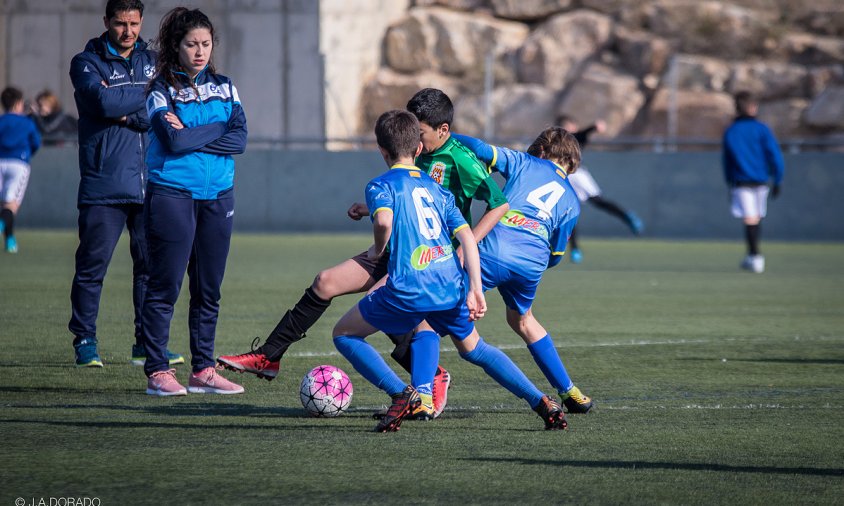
[500,210,549,239]
[411,244,454,270]
[429,161,446,185]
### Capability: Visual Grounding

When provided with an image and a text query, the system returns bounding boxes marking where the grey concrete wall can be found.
[18,148,844,241]
[0,0,322,142]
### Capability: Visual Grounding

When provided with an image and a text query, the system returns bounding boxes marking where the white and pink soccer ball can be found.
[299,365,353,417]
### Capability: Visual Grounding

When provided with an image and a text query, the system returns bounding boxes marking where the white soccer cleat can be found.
[750,255,765,273]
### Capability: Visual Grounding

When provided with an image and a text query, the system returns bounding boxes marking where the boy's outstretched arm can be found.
[368,208,393,260]
[455,226,486,321]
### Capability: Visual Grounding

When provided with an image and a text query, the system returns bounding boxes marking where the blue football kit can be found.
[453,134,580,314]
[452,133,582,396]
[358,163,472,337]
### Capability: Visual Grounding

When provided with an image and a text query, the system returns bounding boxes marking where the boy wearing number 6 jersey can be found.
[452,128,595,414]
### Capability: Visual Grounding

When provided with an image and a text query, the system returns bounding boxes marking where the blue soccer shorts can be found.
[480,256,540,315]
[358,287,475,341]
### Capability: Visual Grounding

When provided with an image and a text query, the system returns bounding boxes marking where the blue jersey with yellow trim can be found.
[453,134,580,280]
[366,164,469,312]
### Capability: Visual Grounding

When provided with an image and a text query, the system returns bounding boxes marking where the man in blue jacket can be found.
[68,0,183,367]
[722,91,785,274]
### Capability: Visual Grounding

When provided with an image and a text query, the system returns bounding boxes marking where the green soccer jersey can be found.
[416,136,508,226]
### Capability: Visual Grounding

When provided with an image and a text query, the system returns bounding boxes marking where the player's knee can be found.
[312,269,337,299]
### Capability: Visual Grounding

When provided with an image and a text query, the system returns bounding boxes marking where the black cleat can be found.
[561,386,593,414]
[374,386,421,432]
[534,395,568,430]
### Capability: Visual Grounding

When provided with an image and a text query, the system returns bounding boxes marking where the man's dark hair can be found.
[406,88,453,128]
[106,0,145,20]
[734,91,757,117]
[1,87,23,112]
[375,110,420,162]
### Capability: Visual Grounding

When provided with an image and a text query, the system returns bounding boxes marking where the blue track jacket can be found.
[145,68,247,199]
[69,33,156,206]
[0,113,41,163]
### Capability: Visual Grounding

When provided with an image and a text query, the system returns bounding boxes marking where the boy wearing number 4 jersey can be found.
[333,110,567,432]
[450,128,594,413]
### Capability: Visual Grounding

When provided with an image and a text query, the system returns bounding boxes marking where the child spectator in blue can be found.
[0,87,40,253]
[332,110,566,432]
[453,128,594,413]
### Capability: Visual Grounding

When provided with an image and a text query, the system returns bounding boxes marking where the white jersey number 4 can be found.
[412,187,442,240]
[526,181,566,220]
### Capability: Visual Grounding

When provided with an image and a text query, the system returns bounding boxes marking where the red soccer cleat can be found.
[217,351,279,381]
[431,365,451,418]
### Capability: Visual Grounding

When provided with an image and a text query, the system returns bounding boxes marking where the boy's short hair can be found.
[406,88,453,128]
[1,87,24,112]
[734,91,757,116]
[375,110,421,162]
[527,127,581,174]
[106,0,145,19]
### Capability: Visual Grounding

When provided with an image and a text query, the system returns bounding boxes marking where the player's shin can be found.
[410,330,439,412]
[527,334,574,394]
[262,287,331,360]
[333,335,406,396]
[459,337,544,409]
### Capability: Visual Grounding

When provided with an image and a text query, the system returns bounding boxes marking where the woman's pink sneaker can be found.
[146,369,187,396]
[188,367,245,394]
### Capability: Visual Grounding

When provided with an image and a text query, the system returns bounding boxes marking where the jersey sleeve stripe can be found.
[451,223,470,236]
[490,145,498,170]
[372,207,393,217]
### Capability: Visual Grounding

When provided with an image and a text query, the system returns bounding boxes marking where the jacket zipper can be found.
[126,55,146,199]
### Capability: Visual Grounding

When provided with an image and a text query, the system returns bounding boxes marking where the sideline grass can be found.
[1,231,843,505]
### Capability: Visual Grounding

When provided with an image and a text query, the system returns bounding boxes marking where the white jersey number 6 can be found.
[412,187,442,240]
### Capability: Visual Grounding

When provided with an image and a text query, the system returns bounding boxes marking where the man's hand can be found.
[347,202,370,221]
[466,288,487,322]
[165,111,184,130]
[771,184,781,199]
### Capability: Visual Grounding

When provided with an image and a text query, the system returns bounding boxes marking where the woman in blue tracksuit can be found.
[142,7,247,396]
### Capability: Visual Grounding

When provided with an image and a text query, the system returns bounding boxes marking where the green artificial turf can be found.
[1,231,842,505]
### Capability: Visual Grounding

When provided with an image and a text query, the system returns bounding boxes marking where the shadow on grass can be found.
[678,358,844,365]
[0,417,361,432]
[464,457,844,477]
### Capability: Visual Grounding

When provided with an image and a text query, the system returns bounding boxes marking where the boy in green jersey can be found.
[218,88,509,419]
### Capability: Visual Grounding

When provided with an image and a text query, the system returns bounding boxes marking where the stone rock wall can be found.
[361,0,844,143]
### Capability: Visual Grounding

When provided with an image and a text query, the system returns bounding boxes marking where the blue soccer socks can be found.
[334,335,406,396]
[460,337,544,409]
[527,334,574,394]
[410,330,439,396]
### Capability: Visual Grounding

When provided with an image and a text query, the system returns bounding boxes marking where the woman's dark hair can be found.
[151,7,216,90]
[527,127,582,174]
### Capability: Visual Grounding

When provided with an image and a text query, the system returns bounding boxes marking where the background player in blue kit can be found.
[332,110,567,432]
[452,127,594,413]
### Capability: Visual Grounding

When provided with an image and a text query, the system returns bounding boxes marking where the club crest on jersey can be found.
[144,64,154,78]
[429,161,446,184]
[500,210,548,239]
[411,244,454,271]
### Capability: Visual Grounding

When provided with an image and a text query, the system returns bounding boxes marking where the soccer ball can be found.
[299,365,353,417]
